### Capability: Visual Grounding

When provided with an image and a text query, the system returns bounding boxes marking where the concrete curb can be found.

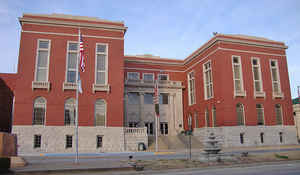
[13,166,135,174]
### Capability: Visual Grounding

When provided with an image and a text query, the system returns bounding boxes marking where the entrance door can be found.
[160,122,168,135]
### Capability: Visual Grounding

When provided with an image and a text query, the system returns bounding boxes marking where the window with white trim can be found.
[203,61,213,99]
[127,72,140,80]
[275,104,283,125]
[143,73,154,82]
[35,40,50,82]
[251,58,263,93]
[270,60,282,95]
[64,98,76,125]
[232,56,244,95]
[66,42,78,83]
[256,104,264,125]
[236,103,245,125]
[95,99,106,126]
[158,74,169,80]
[95,44,108,85]
[33,97,46,125]
[188,71,196,105]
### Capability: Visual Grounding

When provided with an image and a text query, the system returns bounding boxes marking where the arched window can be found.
[95,99,106,126]
[64,98,76,125]
[205,108,210,127]
[33,97,46,125]
[256,104,264,125]
[275,104,283,125]
[236,103,245,125]
[212,106,216,127]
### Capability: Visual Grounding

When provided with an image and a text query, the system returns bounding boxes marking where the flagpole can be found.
[155,79,159,153]
[75,28,80,164]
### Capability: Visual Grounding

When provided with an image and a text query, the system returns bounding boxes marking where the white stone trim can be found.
[251,57,265,98]
[22,30,124,40]
[270,59,284,99]
[34,39,51,82]
[124,67,184,73]
[94,43,109,87]
[187,70,196,106]
[232,55,246,97]
[203,60,214,100]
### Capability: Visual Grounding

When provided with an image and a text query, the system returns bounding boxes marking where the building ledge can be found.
[93,84,110,93]
[254,91,266,98]
[273,92,284,99]
[63,82,77,91]
[125,79,183,89]
[234,90,246,97]
[32,81,50,91]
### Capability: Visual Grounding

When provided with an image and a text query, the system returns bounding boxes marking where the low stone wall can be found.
[194,125,298,147]
[124,127,148,151]
[12,126,148,154]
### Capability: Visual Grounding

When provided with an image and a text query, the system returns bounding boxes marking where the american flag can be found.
[154,79,160,117]
[79,34,85,72]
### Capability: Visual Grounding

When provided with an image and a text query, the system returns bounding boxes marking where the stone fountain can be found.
[203,132,221,155]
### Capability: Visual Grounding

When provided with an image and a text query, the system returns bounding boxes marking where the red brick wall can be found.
[13,16,125,127]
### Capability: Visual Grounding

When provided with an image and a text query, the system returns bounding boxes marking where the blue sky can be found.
[0,0,300,97]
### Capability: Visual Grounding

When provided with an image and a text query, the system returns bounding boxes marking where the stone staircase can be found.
[147,134,204,151]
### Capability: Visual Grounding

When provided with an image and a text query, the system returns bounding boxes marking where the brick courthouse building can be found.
[0,13,297,154]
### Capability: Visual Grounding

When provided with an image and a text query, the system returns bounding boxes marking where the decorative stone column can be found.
[139,92,145,127]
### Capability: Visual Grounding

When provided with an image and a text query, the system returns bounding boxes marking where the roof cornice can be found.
[19,17,127,33]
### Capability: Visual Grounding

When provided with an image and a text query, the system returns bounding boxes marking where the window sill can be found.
[254,91,266,98]
[63,82,77,91]
[273,92,284,99]
[93,84,110,93]
[234,90,246,97]
[32,81,50,91]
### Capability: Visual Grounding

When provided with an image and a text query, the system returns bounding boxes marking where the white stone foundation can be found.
[194,125,298,147]
[12,126,148,154]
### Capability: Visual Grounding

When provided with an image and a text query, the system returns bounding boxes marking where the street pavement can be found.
[11,144,300,174]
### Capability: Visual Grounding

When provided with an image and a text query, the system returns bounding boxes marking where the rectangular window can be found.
[194,112,199,128]
[128,122,138,127]
[203,61,213,99]
[34,135,41,148]
[275,104,283,125]
[205,108,210,127]
[96,135,103,148]
[212,107,216,127]
[232,56,245,95]
[144,93,154,104]
[158,74,169,81]
[66,42,78,83]
[270,60,282,95]
[35,40,50,82]
[95,44,108,85]
[145,122,154,135]
[252,58,263,93]
[159,93,169,104]
[66,135,73,148]
[256,104,265,125]
[127,72,140,80]
[188,71,196,105]
[128,92,140,105]
[143,73,154,82]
